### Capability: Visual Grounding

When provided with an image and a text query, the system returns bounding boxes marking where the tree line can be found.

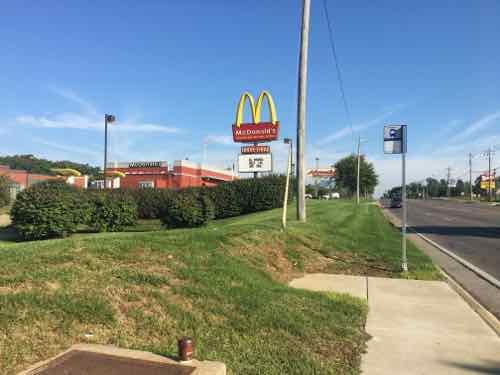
[0,154,100,176]
[386,175,500,199]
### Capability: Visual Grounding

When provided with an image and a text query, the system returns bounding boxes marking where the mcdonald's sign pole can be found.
[296,0,311,222]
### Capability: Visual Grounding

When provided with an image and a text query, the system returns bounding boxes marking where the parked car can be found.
[321,192,340,200]
[305,194,313,199]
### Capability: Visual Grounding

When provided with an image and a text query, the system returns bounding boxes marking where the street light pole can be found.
[104,114,108,189]
[296,0,311,222]
[103,114,116,189]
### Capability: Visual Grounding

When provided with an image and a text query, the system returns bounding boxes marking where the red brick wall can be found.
[110,161,234,190]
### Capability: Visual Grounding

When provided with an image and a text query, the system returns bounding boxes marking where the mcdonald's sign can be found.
[232,91,280,142]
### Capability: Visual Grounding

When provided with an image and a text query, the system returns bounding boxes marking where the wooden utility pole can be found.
[296,0,311,222]
[488,148,492,202]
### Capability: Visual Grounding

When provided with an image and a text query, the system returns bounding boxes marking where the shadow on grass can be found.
[0,226,21,242]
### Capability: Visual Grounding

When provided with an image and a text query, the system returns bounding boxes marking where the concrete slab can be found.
[290,274,500,374]
[18,344,226,375]
[289,273,367,299]
[363,277,500,375]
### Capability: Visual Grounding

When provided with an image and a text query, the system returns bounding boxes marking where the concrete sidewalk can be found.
[290,274,500,375]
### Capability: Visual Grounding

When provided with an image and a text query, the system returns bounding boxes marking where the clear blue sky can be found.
[1,0,499,194]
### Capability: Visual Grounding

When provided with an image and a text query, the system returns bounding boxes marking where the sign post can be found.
[384,125,408,272]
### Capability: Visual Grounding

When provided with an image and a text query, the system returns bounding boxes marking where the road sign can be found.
[307,168,335,178]
[384,124,408,272]
[384,125,407,154]
[238,154,273,173]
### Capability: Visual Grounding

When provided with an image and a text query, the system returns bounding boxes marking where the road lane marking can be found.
[410,230,500,290]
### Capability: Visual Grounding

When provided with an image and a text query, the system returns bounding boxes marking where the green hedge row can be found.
[11,176,289,240]
[12,181,137,240]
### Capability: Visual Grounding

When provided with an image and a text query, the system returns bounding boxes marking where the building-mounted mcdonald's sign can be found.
[232,91,279,143]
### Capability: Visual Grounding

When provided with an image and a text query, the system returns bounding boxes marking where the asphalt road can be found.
[388,199,500,320]
[393,199,500,280]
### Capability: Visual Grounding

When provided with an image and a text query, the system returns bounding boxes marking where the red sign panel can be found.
[232,122,279,143]
[307,168,336,178]
[241,145,270,154]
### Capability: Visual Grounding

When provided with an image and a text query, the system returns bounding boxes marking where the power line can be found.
[322,0,355,150]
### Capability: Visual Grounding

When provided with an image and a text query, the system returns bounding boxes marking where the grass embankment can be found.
[0,200,439,374]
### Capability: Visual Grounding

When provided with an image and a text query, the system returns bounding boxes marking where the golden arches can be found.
[234,91,278,128]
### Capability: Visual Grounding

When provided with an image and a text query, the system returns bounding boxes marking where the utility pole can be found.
[356,136,361,204]
[296,0,311,222]
[488,147,492,202]
[469,153,473,200]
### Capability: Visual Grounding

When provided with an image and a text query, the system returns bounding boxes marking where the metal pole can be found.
[104,114,108,189]
[282,143,292,229]
[469,152,473,200]
[296,0,311,222]
[253,142,258,179]
[402,152,408,272]
[356,136,361,204]
[488,148,492,201]
[291,140,294,200]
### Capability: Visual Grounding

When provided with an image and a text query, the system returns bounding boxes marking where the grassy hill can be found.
[0,200,439,374]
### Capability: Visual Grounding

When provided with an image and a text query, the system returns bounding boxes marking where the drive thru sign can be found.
[384,125,408,272]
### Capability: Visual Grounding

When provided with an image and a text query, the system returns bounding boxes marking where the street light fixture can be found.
[104,114,116,189]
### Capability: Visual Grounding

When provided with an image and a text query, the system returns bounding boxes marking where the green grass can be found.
[0,200,439,374]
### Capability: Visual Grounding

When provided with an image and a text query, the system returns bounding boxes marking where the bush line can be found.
[11,176,289,240]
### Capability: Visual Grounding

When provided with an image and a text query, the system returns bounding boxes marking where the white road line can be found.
[410,229,500,290]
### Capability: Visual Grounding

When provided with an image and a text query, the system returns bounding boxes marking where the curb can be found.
[379,205,500,337]
[437,267,500,337]
[413,231,500,289]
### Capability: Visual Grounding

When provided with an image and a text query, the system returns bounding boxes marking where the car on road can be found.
[390,196,402,208]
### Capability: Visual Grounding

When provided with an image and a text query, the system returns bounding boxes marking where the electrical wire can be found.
[322,0,355,150]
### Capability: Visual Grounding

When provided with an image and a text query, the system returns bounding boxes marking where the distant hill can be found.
[0,154,100,177]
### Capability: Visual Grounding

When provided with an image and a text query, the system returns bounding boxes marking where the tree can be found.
[0,154,100,177]
[455,179,465,197]
[426,178,439,197]
[0,175,11,207]
[334,154,378,198]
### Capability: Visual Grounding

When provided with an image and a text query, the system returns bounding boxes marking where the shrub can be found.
[11,180,83,240]
[89,191,138,232]
[211,175,287,219]
[127,188,175,220]
[160,189,213,229]
[0,175,11,208]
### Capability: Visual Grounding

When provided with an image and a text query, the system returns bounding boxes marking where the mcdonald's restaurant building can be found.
[106,160,235,189]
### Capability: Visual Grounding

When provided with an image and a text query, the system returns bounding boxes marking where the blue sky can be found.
[1,0,499,194]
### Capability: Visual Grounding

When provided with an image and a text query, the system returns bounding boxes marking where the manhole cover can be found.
[31,350,196,375]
